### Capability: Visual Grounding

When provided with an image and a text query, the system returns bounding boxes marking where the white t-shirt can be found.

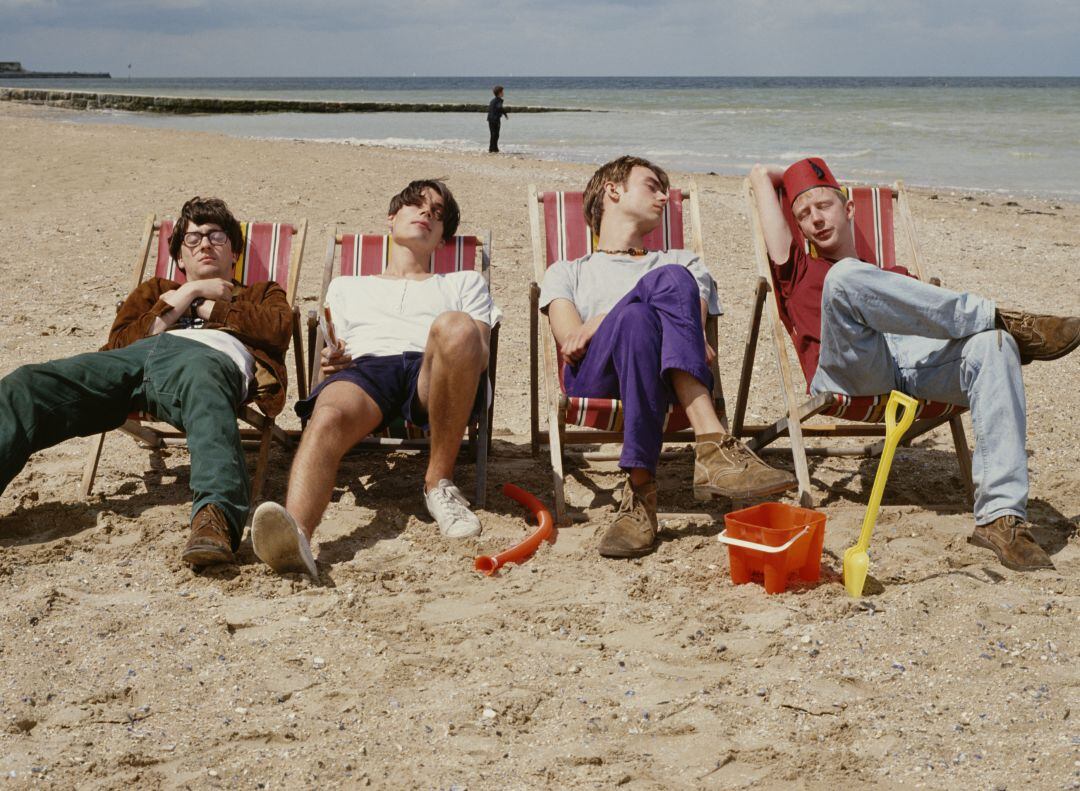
[169,328,256,391]
[326,270,502,358]
[538,249,721,322]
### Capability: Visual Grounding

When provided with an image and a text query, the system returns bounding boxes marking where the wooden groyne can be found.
[0,88,583,115]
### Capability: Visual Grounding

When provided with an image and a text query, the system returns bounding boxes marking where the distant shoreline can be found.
[0,87,585,115]
[0,71,110,78]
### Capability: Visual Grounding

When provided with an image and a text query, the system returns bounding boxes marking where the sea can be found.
[6,76,1080,200]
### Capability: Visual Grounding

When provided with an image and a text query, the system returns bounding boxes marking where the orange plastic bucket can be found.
[719,502,827,594]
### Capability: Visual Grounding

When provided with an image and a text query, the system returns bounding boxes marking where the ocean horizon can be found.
[6,75,1079,200]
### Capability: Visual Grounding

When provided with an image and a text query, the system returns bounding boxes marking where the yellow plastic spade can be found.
[843,391,919,597]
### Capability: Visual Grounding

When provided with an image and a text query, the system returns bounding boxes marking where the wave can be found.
[299,136,479,152]
[640,107,797,117]
[777,148,874,160]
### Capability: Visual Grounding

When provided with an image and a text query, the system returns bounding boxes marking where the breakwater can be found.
[0,88,583,115]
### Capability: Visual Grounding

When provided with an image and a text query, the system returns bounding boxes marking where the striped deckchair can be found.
[79,214,308,501]
[307,231,497,507]
[528,183,725,523]
[733,179,974,507]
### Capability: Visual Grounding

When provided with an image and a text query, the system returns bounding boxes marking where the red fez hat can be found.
[781,157,840,208]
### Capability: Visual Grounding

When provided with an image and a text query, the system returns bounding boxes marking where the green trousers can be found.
[0,333,249,547]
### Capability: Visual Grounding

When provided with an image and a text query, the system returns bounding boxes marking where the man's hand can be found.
[560,314,604,365]
[704,335,716,367]
[321,338,353,376]
[186,278,233,303]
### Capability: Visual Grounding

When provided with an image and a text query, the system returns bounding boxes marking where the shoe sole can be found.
[598,544,656,559]
[181,544,234,567]
[966,533,1054,572]
[441,523,482,539]
[252,503,319,579]
[693,477,798,502]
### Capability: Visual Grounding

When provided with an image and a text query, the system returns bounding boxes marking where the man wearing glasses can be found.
[0,197,292,569]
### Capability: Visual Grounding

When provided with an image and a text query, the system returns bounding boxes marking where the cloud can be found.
[0,0,1076,76]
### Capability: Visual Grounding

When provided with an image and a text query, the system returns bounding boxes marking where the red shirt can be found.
[771,242,910,386]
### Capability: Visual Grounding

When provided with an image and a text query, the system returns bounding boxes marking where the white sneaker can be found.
[423,479,482,539]
[251,502,319,579]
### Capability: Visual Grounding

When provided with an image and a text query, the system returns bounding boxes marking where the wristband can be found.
[189,297,206,317]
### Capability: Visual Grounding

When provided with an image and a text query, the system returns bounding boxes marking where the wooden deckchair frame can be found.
[305,230,497,508]
[732,178,974,507]
[528,182,726,523]
[79,213,309,502]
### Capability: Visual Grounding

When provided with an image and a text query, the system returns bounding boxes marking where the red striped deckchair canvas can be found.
[538,189,694,432]
[157,220,296,290]
[529,182,723,522]
[338,234,479,276]
[329,233,486,439]
[308,231,496,507]
[541,190,684,266]
[80,214,308,502]
[735,175,973,508]
[777,184,960,422]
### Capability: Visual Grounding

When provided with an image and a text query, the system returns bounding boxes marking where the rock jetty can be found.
[0,87,583,115]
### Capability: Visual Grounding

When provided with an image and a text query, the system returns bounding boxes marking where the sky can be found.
[1,0,1078,77]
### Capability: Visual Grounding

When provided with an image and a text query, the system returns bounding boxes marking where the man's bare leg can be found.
[671,370,725,435]
[252,381,383,577]
[416,311,488,538]
[416,311,488,491]
[286,381,384,538]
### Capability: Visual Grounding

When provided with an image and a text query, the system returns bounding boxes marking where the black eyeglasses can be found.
[182,230,230,248]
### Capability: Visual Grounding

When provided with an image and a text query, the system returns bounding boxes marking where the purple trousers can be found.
[564,265,713,473]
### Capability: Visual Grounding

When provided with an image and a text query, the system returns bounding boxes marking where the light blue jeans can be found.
[810,258,1026,525]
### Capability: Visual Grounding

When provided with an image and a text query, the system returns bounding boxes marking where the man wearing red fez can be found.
[749,158,1080,572]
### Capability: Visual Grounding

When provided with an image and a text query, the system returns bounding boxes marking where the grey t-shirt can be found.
[539,249,722,322]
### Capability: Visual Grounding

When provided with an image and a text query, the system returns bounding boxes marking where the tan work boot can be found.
[598,479,658,559]
[181,504,235,567]
[995,309,1080,363]
[968,515,1054,571]
[694,433,796,501]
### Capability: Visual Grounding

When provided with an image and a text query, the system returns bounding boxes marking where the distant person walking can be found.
[487,85,508,153]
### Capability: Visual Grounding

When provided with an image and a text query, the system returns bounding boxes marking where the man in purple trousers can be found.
[539,156,795,558]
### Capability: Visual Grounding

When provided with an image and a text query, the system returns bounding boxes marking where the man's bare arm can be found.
[749,164,793,265]
[547,298,605,365]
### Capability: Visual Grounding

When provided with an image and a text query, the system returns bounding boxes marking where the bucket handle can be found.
[717,526,810,554]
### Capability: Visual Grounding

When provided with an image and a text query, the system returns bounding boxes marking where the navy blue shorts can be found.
[296,352,428,432]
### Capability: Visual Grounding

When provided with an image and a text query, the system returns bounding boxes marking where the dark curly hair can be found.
[168,196,244,261]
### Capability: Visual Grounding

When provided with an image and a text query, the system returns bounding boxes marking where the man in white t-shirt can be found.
[251,180,500,578]
[539,156,795,559]
[0,197,293,569]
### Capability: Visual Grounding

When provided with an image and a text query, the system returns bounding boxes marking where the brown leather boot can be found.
[694,434,796,501]
[598,479,658,559]
[968,515,1054,571]
[181,504,235,567]
[995,309,1080,363]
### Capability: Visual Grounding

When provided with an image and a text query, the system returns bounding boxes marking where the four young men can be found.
[2,157,1075,576]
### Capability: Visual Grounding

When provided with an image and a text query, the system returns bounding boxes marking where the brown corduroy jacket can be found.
[102,277,292,417]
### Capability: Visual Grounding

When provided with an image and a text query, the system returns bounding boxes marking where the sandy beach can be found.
[1,102,1078,789]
